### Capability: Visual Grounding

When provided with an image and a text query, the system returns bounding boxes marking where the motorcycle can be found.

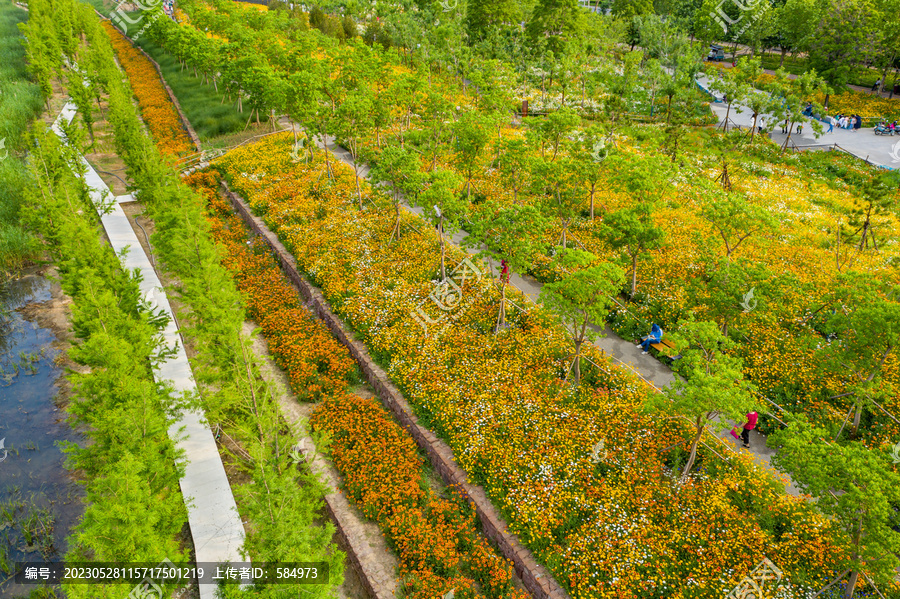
[874,121,896,135]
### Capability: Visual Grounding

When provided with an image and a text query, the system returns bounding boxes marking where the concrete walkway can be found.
[696,72,900,170]
[273,119,800,496]
[54,102,248,597]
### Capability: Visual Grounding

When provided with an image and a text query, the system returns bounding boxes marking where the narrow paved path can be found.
[273,118,801,496]
[696,73,900,170]
[55,102,248,597]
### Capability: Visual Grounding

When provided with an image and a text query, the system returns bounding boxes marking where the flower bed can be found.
[101,21,194,157]
[190,169,528,599]
[209,133,849,598]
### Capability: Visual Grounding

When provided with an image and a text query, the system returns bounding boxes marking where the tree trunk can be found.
[780,122,794,154]
[590,185,595,219]
[572,339,582,386]
[630,253,638,296]
[879,51,896,94]
[495,281,507,332]
[439,214,446,280]
[679,417,704,483]
[779,47,786,68]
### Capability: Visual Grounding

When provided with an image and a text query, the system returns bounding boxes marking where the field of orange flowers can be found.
[161,2,900,448]
[205,133,859,599]
[101,21,194,157]
[187,170,528,599]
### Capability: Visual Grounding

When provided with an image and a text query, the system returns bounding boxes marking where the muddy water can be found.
[0,273,84,599]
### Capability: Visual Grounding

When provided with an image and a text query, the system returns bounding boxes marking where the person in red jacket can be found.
[731,412,758,449]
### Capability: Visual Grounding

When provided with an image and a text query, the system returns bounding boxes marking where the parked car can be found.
[707,45,725,61]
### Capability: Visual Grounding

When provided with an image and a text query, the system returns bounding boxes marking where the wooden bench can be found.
[650,338,682,361]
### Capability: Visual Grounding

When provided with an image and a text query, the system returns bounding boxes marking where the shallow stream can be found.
[0,273,84,599]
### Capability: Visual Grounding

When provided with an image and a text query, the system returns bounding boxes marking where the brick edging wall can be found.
[320,481,397,599]
[220,181,571,599]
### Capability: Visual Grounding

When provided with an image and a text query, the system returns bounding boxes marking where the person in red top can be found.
[733,412,758,449]
[500,259,510,285]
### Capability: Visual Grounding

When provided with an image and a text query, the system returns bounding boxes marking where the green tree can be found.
[419,169,465,281]
[600,202,664,296]
[807,0,880,90]
[817,275,900,438]
[572,126,608,219]
[768,417,900,598]
[540,249,625,385]
[452,111,492,201]
[527,107,579,160]
[844,174,898,250]
[497,138,533,203]
[335,88,374,207]
[653,320,758,483]
[370,146,423,242]
[464,201,549,331]
[66,67,95,144]
[770,68,828,152]
[533,157,582,249]
[774,0,822,66]
[526,0,586,56]
[467,0,521,41]
[699,187,777,267]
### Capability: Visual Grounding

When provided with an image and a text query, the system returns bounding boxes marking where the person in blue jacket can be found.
[637,323,663,355]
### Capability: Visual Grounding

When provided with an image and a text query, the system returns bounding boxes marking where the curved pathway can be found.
[55,102,248,598]
[696,72,900,170]
[274,118,802,496]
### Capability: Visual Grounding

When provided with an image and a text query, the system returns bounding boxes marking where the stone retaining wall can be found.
[220,180,570,599]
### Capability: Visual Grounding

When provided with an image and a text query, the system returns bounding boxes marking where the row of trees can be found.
[615,0,900,92]
[156,1,900,595]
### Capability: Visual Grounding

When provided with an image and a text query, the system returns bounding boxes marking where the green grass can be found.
[130,36,247,142]
[0,3,44,276]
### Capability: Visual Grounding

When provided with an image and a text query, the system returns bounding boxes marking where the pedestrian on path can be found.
[781,119,788,134]
[796,123,803,135]
[854,114,862,132]
[826,116,834,133]
[873,77,882,92]
[730,411,758,448]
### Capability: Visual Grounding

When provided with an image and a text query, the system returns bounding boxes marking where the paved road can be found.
[697,73,900,170]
